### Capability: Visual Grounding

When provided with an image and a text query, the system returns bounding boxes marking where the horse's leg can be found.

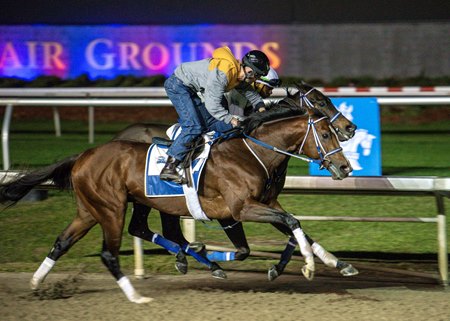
[128,204,226,277]
[269,222,358,280]
[205,218,250,262]
[310,240,359,276]
[99,203,152,304]
[237,200,316,280]
[160,212,226,279]
[128,203,189,274]
[30,213,97,290]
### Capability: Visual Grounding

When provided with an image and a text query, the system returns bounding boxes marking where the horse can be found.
[115,83,359,280]
[0,104,351,303]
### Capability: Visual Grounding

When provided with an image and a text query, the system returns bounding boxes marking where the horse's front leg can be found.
[238,200,315,281]
[269,221,359,280]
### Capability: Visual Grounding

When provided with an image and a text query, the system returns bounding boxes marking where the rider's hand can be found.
[257,107,266,113]
[230,117,241,127]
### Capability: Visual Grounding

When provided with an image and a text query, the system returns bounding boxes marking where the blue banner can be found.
[309,97,381,176]
[0,26,284,80]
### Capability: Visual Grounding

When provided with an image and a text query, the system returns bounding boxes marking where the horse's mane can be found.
[242,104,304,134]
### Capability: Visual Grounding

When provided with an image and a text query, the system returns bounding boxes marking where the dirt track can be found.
[1,268,449,321]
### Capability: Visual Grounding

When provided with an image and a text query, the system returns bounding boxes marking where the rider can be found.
[160,46,270,183]
[226,67,281,117]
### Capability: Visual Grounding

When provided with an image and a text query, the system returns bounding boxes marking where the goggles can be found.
[257,77,281,88]
[243,65,264,79]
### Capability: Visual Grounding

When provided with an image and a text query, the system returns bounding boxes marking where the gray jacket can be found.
[174,54,264,123]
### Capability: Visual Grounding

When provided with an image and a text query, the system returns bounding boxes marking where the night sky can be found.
[1,0,449,25]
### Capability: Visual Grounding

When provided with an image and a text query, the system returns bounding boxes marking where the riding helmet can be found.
[242,50,270,77]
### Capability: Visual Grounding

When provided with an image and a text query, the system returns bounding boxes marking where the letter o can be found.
[142,43,169,70]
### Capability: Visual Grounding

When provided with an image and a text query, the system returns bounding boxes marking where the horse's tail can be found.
[0,154,79,206]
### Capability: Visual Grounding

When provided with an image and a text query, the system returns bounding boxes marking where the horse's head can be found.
[282,83,357,142]
[299,109,353,180]
[242,105,352,180]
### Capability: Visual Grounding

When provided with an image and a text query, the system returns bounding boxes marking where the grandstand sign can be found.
[0,26,281,79]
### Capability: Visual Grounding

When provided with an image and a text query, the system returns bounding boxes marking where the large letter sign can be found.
[309,97,382,176]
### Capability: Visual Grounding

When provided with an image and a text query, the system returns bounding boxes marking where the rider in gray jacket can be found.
[160,46,270,183]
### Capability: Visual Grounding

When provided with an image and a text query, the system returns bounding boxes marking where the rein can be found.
[242,116,342,168]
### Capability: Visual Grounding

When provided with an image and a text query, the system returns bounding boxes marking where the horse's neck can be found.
[249,116,307,171]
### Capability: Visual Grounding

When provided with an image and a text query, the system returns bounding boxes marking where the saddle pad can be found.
[145,138,211,198]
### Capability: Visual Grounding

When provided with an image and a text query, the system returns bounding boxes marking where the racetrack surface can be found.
[1,268,449,321]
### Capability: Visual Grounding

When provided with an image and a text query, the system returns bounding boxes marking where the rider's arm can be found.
[203,69,234,124]
[240,83,265,112]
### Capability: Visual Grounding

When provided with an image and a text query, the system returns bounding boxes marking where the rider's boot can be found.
[160,156,183,183]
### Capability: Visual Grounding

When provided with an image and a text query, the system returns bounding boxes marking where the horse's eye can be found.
[322,133,330,139]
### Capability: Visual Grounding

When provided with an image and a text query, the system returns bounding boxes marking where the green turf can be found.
[0,118,449,274]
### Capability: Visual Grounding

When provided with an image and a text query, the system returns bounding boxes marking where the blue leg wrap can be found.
[152,234,181,254]
[182,245,212,268]
[279,237,297,265]
[207,251,236,262]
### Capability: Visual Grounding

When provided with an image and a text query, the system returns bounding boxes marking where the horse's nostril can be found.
[341,165,351,174]
[347,124,357,133]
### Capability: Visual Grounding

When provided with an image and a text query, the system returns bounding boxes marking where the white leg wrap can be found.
[312,242,338,268]
[293,228,314,270]
[30,257,55,290]
[117,276,153,304]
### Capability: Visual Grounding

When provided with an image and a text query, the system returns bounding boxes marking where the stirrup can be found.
[160,172,187,184]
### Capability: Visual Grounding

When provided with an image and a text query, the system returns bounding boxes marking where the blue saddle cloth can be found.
[145,143,210,197]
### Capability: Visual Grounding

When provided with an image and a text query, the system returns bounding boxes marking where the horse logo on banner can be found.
[310,98,381,176]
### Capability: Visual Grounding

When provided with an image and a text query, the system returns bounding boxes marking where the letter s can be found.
[261,42,281,69]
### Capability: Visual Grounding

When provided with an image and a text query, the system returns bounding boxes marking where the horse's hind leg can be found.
[160,212,226,279]
[128,203,189,274]
[100,206,152,304]
[205,218,250,262]
[30,212,97,290]
[129,205,226,278]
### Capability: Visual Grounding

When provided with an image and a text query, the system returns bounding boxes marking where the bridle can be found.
[299,87,343,123]
[297,116,343,168]
[242,115,343,174]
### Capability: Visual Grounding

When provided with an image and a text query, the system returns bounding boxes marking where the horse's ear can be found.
[294,81,306,91]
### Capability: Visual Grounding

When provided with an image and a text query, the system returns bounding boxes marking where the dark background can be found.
[1,0,449,25]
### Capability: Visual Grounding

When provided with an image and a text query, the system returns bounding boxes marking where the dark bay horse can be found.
[0,105,351,303]
[115,83,359,279]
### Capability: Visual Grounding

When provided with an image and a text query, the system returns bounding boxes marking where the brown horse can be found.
[0,105,351,303]
[115,83,358,279]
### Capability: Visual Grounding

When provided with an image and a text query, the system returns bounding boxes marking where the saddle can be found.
[152,135,206,187]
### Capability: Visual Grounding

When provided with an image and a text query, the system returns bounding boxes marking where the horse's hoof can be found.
[175,251,188,274]
[175,262,188,274]
[301,265,315,281]
[130,295,154,304]
[268,265,279,281]
[30,277,41,290]
[211,269,227,279]
[340,264,359,276]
